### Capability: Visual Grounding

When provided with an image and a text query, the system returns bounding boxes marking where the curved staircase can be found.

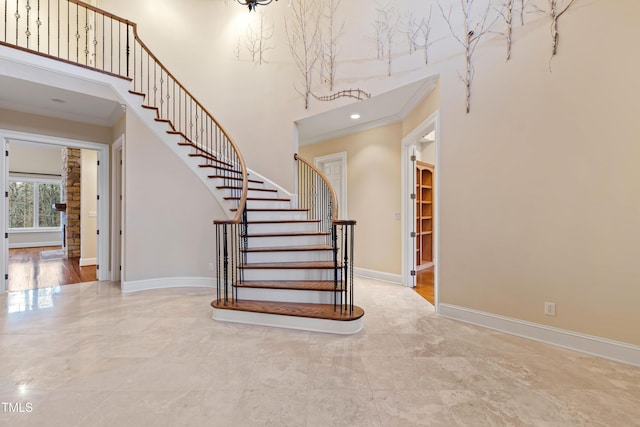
[0,0,364,334]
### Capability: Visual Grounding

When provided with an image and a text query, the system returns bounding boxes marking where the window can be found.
[9,179,62,229]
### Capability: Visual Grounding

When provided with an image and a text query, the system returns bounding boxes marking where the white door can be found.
[315,152,347,220]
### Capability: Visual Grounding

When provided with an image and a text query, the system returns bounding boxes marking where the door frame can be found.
[111,134,124,282]
[0,129,111,293]
[401,111,440,310]
[314,152,348,219]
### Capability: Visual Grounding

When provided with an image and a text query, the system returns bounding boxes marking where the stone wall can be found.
[62,148,81,258]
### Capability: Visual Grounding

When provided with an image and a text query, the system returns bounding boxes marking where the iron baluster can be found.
[125,23,129,77]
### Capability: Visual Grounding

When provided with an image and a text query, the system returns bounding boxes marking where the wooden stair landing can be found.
[211,299,364,321]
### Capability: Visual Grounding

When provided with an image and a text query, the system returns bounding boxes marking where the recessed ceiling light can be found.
[51,98,66,103]
[350,113,360,120]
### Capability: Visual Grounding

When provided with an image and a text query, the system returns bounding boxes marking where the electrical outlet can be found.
[208,263,214,271]
[544,302,556,316]
[394,213,401,220]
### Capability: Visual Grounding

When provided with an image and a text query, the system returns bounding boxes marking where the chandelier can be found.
[236,0,278,11]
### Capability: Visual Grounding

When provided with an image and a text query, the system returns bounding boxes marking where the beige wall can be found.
[0,108,112,144]
[124,110,226,281]
[435,1,640,345]
[80,149,98,264]
[8,143,63,175]
[300,123,403,275]
[403,81,441,139]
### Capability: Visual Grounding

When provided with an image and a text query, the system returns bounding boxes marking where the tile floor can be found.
[1,278,639,426]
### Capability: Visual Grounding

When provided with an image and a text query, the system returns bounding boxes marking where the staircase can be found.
[0,0,363,334]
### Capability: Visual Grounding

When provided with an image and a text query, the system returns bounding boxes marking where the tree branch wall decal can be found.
[439,0,497,113]
[285,0,322,109]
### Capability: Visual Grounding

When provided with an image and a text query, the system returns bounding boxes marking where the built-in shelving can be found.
[416,162,434,269]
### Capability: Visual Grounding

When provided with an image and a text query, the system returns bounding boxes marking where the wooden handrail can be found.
[294,153,338,222]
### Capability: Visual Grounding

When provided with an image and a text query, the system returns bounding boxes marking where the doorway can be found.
[1,129,111,293]
[401,111,439,309]
[314,152,347,219]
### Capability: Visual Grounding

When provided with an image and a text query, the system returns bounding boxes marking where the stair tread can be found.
[241,261,338,269]
[235,280,344,291]
[129,90,146,97]
[243,245,332,252]
[211,299,364,321]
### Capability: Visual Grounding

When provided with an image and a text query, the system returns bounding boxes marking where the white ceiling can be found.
[0,74,124,127]
[296,76,439,146]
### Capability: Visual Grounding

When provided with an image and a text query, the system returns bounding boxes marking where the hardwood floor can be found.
[8,246,97,292]
[415,266,434,304]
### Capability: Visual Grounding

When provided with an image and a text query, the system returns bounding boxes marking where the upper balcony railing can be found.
[1,0,248,222]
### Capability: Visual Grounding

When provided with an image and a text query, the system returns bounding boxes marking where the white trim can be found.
[314,152,348,220]
[1,135,7,293]
[401,109,440,312]
[121,276,216,293]
[111,135,124,282]
[212,307,363,335]
[439,303,640,368]
[79,257,96,266]
[9,241,61,249]
[354,267,402,285]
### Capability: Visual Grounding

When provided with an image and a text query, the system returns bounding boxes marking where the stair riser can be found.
[242,269,339,281]
[235,288,340,304]
[247,222,319,234]
[245,250,334,264]
[245,200,291,209]
[212,177,265,189]
[246,211,308,222]
[223,189,279,200]
[246,235,329,248]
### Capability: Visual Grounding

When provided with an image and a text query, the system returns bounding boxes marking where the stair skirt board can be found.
[235,287,341,304]
[211,306,363,335]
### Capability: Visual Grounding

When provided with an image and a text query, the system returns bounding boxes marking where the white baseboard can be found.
[79,257,96,266]
[9,241,62,249]
[354,267,402,285]
[122,276,216,293]
[439,303,640,367]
